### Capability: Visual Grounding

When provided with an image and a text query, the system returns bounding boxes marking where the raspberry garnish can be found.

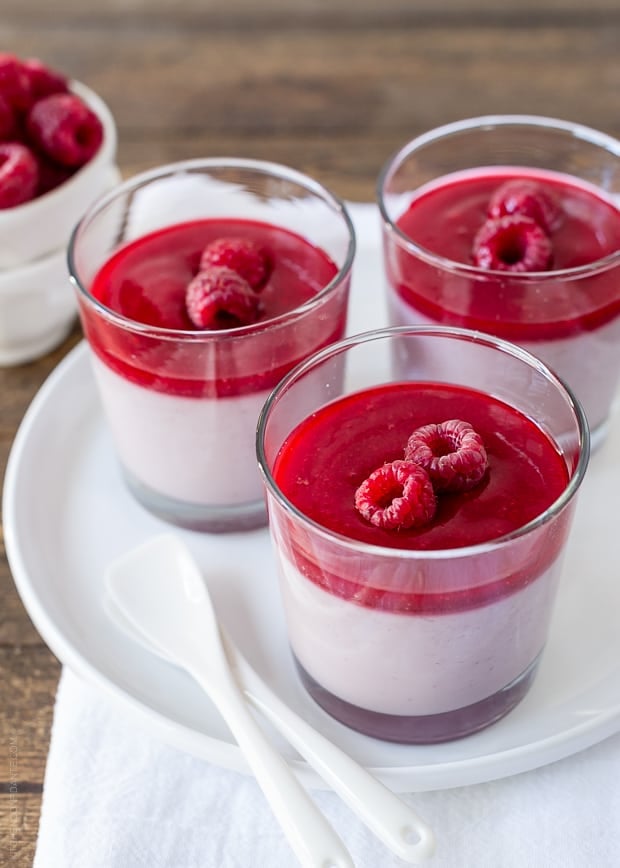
[488,179,562,233]
[22,58,69,100]
[199,237,273,292]
[0,142,39,209]
[26,92,103,168]
[185,267,262,329]
[354,460,436,530]
[405,419,488,493]
[472,214,553,272]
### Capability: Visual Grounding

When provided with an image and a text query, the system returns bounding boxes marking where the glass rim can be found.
[67,156,357,342]
[256,324,591,560]
[376,114,620,281]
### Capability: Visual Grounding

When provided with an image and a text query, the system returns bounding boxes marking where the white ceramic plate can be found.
[5,205,620,793]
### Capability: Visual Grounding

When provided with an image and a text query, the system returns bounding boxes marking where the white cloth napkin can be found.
[34,666,620,868]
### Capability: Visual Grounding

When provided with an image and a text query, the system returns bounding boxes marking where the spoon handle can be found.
[223,634,435,865]
[186,635,354,868]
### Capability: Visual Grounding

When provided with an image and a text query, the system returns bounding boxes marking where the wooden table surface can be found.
[1,1,618,863]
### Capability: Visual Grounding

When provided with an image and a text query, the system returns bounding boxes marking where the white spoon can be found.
[105,534,435,866]
[105,534,352,868]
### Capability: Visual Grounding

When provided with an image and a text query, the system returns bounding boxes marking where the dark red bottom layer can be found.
[294,652,541,744]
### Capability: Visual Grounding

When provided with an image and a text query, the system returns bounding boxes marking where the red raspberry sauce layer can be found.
[272,383,573,614]
[274,382,568,551]
[82,218,341,397]
[392,169,620,340]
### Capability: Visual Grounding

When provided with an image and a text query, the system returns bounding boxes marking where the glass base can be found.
[294,652,542,744]
[122,468,268,534]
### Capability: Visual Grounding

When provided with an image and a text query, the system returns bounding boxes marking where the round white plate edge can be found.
[7,346,620,793]
[4,205,620,792]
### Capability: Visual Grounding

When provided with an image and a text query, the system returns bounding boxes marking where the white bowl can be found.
[0,244,78,364]
[0,164,122,366]
[0,80,118,270]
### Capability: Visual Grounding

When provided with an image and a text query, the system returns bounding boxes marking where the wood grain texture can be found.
[0,2,618,864]
[0,648,59,867]
[5,20,618,203]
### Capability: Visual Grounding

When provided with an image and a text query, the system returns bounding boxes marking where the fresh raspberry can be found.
[36,154,73,196]
[0,142,39,209]
[488,179,562,233]
[354,460,436,530]
[0,94,17,140]
[199,237,273,292]
[472,214,553,272]
[185,267,262,329]
[26,92,103,168]
[0,53,32,112]
[405,419,488,493]
[22,58,69,100]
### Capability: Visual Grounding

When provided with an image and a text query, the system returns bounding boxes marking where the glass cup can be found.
[377,115,620,448]
[257,326,589,744]
[69,158,355,532]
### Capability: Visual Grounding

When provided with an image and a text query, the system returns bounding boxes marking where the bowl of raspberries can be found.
[0,52,119,364]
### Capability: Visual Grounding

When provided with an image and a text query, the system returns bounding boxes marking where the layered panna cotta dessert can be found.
[383,169,620,438]
[269,380,576,743]
[80,217,344,530]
